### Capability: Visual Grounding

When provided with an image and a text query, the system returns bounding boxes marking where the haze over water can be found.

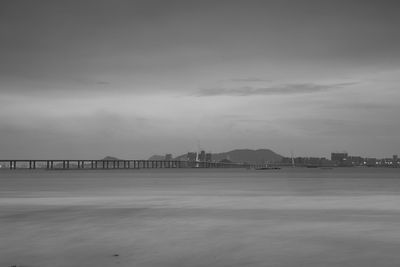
[1,168,400,267]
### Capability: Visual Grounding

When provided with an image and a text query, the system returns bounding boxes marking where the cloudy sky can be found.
[1,0,400,159]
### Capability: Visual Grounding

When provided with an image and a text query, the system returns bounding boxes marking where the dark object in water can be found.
[255,166,281,170]
[306,165,319,168]
[113,254,119,257]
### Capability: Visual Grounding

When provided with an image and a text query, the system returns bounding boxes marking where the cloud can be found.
[229,78,272,82]
[196,82,357,97]
[328,102,397,111]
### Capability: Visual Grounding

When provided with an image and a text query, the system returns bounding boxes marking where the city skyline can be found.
[1,0,400,159]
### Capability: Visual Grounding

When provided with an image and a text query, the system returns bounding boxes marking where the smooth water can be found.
[1,168,400,267]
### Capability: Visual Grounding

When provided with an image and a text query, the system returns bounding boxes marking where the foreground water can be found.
[1,168,400,267]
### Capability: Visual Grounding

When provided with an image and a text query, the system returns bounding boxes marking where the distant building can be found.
[205,153,212,162]
[331,152,348,162]
[382,158,392,166]
[347,156,364,166]
[280,157,334,167]
[366,158,377,167]
[165,154,173,161]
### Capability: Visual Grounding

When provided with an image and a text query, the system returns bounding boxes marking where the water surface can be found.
[1,168,400,267]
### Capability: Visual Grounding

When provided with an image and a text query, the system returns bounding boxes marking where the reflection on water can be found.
[1,168,400,267]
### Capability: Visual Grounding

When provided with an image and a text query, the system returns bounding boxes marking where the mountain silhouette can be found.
[210,149,283,164]
[150,149,283,164]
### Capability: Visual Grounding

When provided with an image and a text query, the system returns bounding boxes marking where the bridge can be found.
[0,160,253,170]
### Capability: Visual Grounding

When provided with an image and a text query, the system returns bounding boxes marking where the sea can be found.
[1,168,400,267]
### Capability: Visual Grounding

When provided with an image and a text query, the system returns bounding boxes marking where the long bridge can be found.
[0,160,254,170]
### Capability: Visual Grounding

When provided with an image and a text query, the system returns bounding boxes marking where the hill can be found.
[163,149,283,164]
[210,149,283,164]
[101,156,122,161]
[148,155,166,160]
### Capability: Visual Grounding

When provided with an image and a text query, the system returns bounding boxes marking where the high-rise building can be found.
[165,154,173,161]
[205,153,212,162]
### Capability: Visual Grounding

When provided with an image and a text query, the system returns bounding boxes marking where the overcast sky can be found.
[1,0,400,159]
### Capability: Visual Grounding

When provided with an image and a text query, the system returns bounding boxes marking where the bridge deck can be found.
[0,160,252,170]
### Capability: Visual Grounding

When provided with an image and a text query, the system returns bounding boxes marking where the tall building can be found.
[165,154,172,161]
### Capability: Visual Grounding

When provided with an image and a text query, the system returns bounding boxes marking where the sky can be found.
[1,0,400,159]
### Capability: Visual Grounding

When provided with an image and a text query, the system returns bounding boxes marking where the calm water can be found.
[1,168,400,267]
